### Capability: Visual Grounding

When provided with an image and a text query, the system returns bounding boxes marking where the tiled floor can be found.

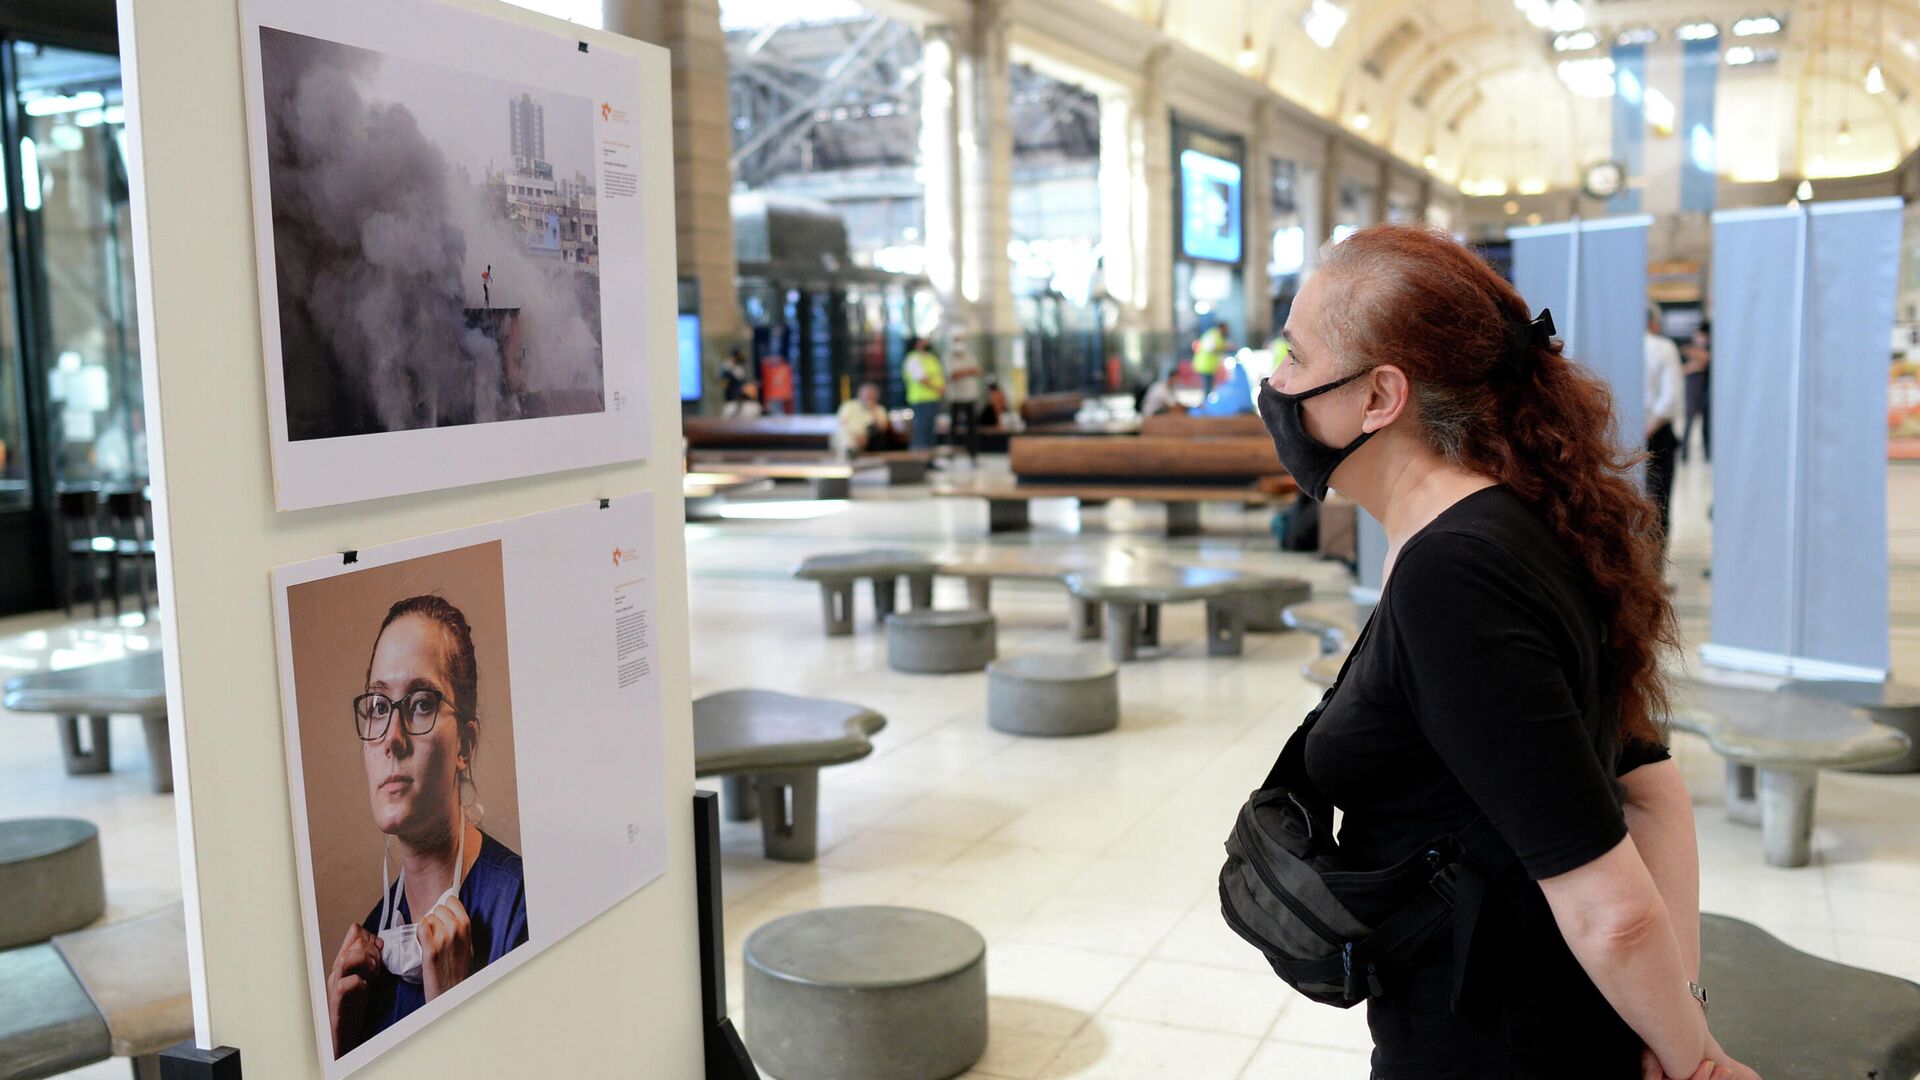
[5,448,1920,1079]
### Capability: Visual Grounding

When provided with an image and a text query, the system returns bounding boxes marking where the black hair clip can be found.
[1529,308,1556,347]
[1500,308,1556,379]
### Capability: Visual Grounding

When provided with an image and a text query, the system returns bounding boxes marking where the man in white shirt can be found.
[1643,305,1685,555]
[832,382,890,460]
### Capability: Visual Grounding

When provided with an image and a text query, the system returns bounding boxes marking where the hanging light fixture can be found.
[1239,0,1259,68]
[1867,62,1887,94]
[1838,117,1854,145]
[1423,147,1440,171]
[1353,103,1372,131]
[1796,179,1813,200]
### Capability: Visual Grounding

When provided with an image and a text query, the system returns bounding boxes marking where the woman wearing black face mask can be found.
[1250,225,1756,1080]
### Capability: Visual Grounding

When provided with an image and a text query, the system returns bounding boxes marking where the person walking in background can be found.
[1643,305,1685,559]
[947,337,984,463]
[1193,323,1229,396]
[903,337,946,450]
[1680,321,1711,463]
[760,356,795,416]
[720,348,748,413]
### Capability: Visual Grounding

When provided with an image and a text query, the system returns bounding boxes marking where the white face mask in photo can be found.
[377,819,466,985]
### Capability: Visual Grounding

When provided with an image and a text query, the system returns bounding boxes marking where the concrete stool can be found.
[0,818,106,950]
[1240,578,1313,633]
[988,652,1120,736]
[693,690,886,862]
[794,550,940,637]
[745,906,987,1080]
[887,610,996,674]
[1673,676,1910,867]
[1703,913,1920,1078]
[53,903,191,1078]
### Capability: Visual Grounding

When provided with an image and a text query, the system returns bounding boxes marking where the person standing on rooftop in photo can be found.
[1251,224,1756,1080]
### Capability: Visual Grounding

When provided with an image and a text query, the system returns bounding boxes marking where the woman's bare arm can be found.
[1538,836,1753,1079]
[1621,758,1702,978]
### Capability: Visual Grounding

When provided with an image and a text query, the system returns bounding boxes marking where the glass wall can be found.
[16,43,142,491]
[0,207,20,508]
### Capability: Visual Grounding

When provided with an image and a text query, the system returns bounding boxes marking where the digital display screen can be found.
[1180,149,1243,264]
[677,313,702,402]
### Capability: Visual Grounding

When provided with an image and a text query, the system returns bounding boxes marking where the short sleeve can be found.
[1616,736,1672,776]
[1387,532,1628,880]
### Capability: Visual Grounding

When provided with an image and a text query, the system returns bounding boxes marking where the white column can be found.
[603,0,744,347]
[1243,100,1276,345]
[957,6,1016,347]
[920,27,965,318]
[1137,47,1174,352]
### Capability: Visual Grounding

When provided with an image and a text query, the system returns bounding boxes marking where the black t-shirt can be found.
[1304,485,1660,1079]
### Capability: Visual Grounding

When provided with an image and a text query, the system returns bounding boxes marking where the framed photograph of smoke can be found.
[239,0,655,510]
[272,495,668,1078]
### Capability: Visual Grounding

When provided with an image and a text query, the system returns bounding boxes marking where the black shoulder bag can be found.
[1217,616,1518,1009]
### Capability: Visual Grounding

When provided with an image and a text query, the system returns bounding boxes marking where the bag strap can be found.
[1259,608,1378,794]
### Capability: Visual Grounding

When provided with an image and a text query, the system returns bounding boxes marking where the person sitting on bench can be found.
[833,382,892,459]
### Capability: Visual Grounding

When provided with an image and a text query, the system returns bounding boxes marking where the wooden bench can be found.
[1672,674,1911,867]
[3,652,171,793]
[1138,412,1266,437]
[0,903,191,1080]
[693,690,886,862]
[684,414,841,452]
[1702,913,1920,1078]
[932,476,1293,537]
[1010,435,1282,486]
[703,461,874,500]
[690,448,947,486]
[683,472,775,521]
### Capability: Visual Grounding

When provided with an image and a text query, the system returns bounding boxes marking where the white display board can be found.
[271,497,666,1077]
[118,0,703,1075]
[240,0,654,511]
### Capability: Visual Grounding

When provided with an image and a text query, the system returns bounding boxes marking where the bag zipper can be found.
[1235,814,1346,947]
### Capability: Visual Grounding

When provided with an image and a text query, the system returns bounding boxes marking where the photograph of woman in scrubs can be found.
[325,595,529,1058]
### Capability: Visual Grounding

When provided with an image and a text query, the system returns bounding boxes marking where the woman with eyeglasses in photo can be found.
[326,595,528,1058]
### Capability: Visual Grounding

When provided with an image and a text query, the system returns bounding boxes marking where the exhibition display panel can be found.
[118,0,703,1075]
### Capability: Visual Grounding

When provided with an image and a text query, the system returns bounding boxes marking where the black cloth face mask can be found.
[1256,371,1374,502]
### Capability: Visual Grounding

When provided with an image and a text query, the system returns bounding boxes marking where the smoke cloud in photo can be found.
[259,28,605,441]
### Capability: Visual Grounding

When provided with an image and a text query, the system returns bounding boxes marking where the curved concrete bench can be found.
[1783,678,1920,774]
[987,652,1119,736]
[794,550,940,636]
[693,690,886,862]
[745,906,986,1080]
[0,903,190,1080]
[886,610,996,674]
[1673,676,1911,867]
[3,651,171,793]
[1065,565,1300,662]
[0,818,105,951]
[1703,913,1920,1078]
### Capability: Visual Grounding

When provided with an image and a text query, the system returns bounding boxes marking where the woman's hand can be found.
[1639,1042,1763,1080]
[326,924,382,1057]
[419,895,474,1002]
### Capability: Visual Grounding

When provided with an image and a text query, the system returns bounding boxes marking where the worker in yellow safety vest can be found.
[904,337,947,450]
[1193,324,1230,395]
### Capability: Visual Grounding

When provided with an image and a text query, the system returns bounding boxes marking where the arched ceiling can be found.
[1089,0,1920,192]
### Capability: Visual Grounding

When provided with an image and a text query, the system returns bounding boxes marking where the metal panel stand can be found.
[158,1043,241,1079]
[696,790,759,1080]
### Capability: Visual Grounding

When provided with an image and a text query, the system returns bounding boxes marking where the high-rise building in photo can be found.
[509,91,544,170]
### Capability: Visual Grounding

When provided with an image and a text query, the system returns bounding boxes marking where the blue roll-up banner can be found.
[1509,217,1652,456]
[1705,198,1899,681]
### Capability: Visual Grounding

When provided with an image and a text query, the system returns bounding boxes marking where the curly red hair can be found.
[1315,224,1677,746]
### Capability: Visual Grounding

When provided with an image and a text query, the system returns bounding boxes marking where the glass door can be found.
[0,37,138,615]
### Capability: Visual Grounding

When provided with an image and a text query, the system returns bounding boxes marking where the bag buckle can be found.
[1428,862,1462,907]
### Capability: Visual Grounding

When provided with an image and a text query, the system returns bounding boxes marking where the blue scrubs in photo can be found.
[356,831,529,1040]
